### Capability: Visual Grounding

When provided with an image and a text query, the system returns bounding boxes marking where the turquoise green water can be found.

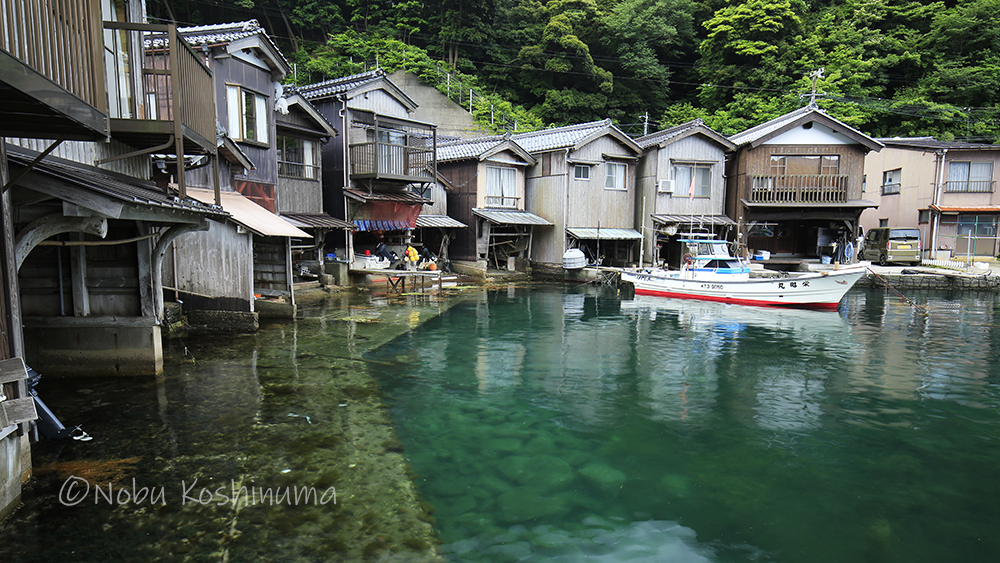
[367,286,1000,563]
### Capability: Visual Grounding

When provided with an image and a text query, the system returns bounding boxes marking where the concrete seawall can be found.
[859,269,1000,291]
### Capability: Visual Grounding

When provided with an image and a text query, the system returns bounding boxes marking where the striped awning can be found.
[353,220,412,232]
[567,228,642,240]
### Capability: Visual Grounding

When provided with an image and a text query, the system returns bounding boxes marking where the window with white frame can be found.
[882,168,901,195]
[672,163,711,197]
[605,162,627,190]
[277,136,317,179]
[947,161,994,193]
[485,166,518,208]
[574,165,590,180]
[227,85,269,144]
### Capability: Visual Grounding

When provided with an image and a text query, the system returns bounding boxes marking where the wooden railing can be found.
[748,174,848,203]
[103,22,215,148]
[484,196,520,209]
[349,141,435,181]
[1,0,107,135]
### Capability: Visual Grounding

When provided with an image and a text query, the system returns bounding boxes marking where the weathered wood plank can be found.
[0,358,28,384]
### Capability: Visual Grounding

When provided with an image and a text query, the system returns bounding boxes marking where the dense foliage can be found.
[150,0,1000,139]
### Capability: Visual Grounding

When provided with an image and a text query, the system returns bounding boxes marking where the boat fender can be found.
[683,254,693,266]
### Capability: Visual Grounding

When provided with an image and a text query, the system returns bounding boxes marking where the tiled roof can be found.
[637,120,705,149]
[150,20,290,73]
[175,20,265,46]
[6,147,227,219]
[566,228,642,240]
[436,135,508,162]
[511,119,613,153]
[878,137,1000,151]
[637,119,737,151]
[298,69,387,101]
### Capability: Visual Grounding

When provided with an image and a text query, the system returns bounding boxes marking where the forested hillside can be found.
[149,0,1000,139]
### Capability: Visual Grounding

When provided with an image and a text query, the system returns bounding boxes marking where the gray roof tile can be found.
[298,69,387,100]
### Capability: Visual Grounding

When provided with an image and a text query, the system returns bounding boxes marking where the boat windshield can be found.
[695,242,731,257]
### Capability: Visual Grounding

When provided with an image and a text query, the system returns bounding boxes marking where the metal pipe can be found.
[932,148,948,256]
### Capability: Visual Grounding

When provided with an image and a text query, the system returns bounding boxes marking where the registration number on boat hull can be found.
[700,284,724,290]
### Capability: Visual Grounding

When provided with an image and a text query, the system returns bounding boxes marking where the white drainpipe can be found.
[932,148,947,256]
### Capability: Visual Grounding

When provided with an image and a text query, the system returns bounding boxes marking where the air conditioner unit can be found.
[657,179,674,193]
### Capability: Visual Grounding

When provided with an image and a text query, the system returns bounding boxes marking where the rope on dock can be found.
[865,267,927,313]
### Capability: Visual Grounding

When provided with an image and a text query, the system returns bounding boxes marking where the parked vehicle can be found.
[861,228,922,266]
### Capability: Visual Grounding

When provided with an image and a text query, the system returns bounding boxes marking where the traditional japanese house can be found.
[436,135,546,272]
[636,119,737,267]
[299,69,436,263]
[861,138,1000,259]
[167,21,314,316]
[726,105,883,259]
[512,119,642,273]
[1,0,221,517]
[273,89,354,269]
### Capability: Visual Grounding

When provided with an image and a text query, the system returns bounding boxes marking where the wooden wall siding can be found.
[9,138,150,178]
[422,183,449,215]
[654,136,727,217]
[216,56,278,186]
[18,225,141,318]
[277,107,323,131]
[440,161,479,260]
[276,177,323,215]
[347,90,411,119]
[169,221,253,308]
[252,238,289,297]
[735,145,867,201]
[1,0,104,117]
[524,174,565,265]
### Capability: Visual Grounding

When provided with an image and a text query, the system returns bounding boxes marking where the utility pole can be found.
[808,68,824,106]
[642,112,649,136]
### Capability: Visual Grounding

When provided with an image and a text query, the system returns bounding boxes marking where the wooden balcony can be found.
[104,22,216,156]
[747,174,848,204]
[100,22,216,196]
[0,0,108,140]
[348,116,435,183]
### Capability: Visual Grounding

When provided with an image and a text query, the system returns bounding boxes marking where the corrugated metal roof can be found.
[472,208,553,225]
[879,137,1000,151]
[567,228,642,240]
[344,188,431,204]
[281,213,354,230]
[651,214,736,226]
[930,205,1000,213]
[188,188,310,238]
[511,119,612,152]
[416,215,467,228]
[6,147,227,219]
[298,69,386,100]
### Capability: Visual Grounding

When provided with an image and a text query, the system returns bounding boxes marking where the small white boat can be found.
[620,239,867,310]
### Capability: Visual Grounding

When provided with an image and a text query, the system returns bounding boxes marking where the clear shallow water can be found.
[367,286,1000,563]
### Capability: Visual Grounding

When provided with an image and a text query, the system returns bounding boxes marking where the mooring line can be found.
[865,267,927,313]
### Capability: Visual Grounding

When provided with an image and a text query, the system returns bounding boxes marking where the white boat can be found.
[620,239,868,310]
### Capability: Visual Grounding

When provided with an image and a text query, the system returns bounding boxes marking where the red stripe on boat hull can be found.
[633,288,842,311]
